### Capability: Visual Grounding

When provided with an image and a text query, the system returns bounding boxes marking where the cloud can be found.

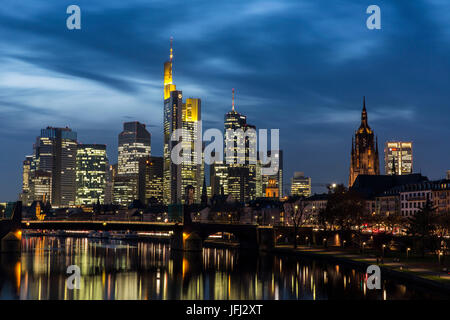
[1,0,450,200]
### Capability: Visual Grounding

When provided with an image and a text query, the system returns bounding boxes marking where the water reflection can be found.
[0,236,447,300]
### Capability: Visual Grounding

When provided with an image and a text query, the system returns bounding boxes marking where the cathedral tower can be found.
[349,97,380,186]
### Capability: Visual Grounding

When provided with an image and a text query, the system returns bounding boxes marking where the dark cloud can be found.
[1,0,450,200]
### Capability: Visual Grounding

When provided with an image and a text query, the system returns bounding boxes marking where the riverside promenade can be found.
[274,244,450,292]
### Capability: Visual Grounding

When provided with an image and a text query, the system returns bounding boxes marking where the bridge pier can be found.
[170,226,275,252]
[0,202,22,254]
[1,231,22,254]
[257,227,275,252]
[170,230,203,252]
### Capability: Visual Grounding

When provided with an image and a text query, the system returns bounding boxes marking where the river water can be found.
[0,235,447,300]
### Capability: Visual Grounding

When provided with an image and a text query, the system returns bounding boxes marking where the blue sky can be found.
[1,0,450,201]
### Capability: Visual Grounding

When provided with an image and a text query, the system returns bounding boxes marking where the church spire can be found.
[361,96,368,127]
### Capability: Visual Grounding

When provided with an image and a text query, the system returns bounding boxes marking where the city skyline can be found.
[2,1,450,201]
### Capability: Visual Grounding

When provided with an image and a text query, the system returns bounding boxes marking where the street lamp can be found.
[407,247,411,260]
[362,242,366,254]
[382,244,386,257]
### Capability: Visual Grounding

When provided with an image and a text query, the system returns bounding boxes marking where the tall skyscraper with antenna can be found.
[211,89,257,202]
[162,38,203,204]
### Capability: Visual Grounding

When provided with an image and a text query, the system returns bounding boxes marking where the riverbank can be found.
[273,244,450,295]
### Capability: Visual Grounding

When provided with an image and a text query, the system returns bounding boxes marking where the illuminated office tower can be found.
[75,144,107,205]
[384,141,413,175]
[211,158,228,196]
[113,174,138,206]
[30,170,52,203]
[255,159,263,198]
[104,163,114,204]
[181,98,203,203]
[162,39,203,204]
[291,172,311,197]
[261,150,283,199]
[118,122,151,175]
[33,127,78,207]
[114,122,151,205]
[209,89,244,198]
[224,89,247,165]
[19,155,34,206]
[163,37,181,204]
[140,156,164,204]
[222,89,257,202]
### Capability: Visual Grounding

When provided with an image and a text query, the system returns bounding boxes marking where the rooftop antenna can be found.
[232,88,235,111]
[170,36,173,62]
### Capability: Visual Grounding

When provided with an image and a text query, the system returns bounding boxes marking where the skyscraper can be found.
[104,163,115,205]
[31,170,52,204]
[75,144,107,205]
[115,121,151,206]
[290,172,311,197]
[162,39,203,204]
[349,97,380,187]
[384,141,413,175]
[19,155,34,206]
[32,127,78,207]
[210,160,228,196]
[181,98,203,203]
[220,89,257,202]
[140,156,164,204]
[118,122,151,175]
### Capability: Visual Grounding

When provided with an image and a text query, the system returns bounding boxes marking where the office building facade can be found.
[384,141,413,175]
[27,127,78,207]
[162,40,203,204]
[75,144,107,205]
[114,122,151,206]
[291,172,311,197]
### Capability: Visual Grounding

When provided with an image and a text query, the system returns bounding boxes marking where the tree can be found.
[381,212,403,235]
[407,199,436,257]
[436,211,450,237]
[0,204,5,219]
[319,184,365,231]
[283,197,307,249]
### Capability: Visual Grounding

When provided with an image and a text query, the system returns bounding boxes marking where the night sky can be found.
[1,0,450,201]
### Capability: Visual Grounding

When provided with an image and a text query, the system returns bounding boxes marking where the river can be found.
[0,235,447,300]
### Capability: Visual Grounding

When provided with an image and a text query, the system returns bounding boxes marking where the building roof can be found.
[351,174,429,199]
[305,193,329,201]
[383,179,450,195]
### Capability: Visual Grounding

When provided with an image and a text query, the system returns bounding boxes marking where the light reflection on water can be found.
[0,236,447,300]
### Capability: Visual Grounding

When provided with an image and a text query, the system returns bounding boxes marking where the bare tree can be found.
[284,197,308,249]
